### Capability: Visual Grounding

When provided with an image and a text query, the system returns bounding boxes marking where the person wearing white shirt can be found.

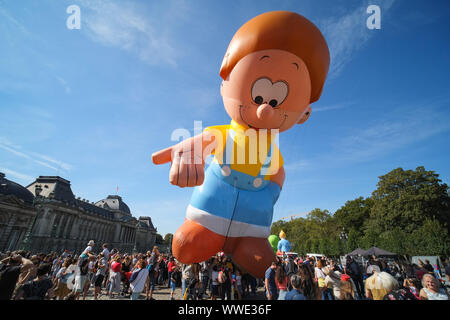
[101,243,110,260]
[129,260,149,300]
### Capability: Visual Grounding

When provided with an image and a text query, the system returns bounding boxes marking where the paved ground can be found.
[80,283,267,301]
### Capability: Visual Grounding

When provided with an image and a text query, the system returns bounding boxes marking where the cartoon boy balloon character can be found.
[152,11,329,277]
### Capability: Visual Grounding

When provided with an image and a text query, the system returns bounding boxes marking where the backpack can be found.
[217,270,227,284]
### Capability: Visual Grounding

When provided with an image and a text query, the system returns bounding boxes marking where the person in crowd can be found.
[0,253,34,300]
[72,256,87,300]
[403,277,421,299]
[211,265,219,300]
[402,263,416,279]
[14,263,54,300]
[234,269,243,300]
[423,259,434,273]
[264,261,278,300]
[315,259,330,300]
[101,243,110,260]
[297,263,320,300]
[339,274,355,300]
[345,256,364,299]
[242,271,257,297]
[321,266,337,300]
[284,274,306,300]
[184,263,201,300]
[169,264,178,300]
[285,255,298,279]
[129,259,149,300]
[109,255,122,299]
[93,253,107,300]
[419,273,449,300]
[121,255,132,297]
[383,286,419,300]
[18,254,39,285]
[275,262,289,300]
[53,258,72,300]
[365,269,399,300]
[329,259,342,273]
[199,259,210,299]
[415,261,427,280]
[145,246,160,300]
[81,240,95,260]
[167,256,176,289]
[160,255,168,285]
[181,263,194,299]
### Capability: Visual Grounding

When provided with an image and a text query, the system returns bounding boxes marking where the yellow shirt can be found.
[205,120,283,179]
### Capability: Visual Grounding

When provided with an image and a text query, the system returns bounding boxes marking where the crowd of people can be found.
[1,240,449,301]
[264,255,450,300]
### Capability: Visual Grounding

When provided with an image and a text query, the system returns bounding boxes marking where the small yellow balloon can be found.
[279,230,286,239]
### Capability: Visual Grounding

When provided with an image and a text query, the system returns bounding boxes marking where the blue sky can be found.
[1,0,449,237]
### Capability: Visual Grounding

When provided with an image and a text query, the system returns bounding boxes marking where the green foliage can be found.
[370,166,449,234]
[346,228,359,252]
[163,233,173,245]
[407,219,449,256]
[333,197,373,234]
[155,233,164,244]
[271,166,449,257]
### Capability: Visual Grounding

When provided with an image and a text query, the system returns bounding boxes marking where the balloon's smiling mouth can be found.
[239,105,287,130]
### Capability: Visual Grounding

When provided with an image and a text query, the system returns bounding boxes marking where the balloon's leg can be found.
[224,237,276,278]
[172,219,225,263]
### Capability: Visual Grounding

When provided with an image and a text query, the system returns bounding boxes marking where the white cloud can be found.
[0,138,73,172]
[332,103,450,163]
[0,167,34,184]
[54,76,71,94]
[319,0,396,78]
[80,0,180,67]
[313,102,355,113]
[283,159,309,172]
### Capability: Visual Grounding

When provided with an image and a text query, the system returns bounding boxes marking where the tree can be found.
[270,220,290,238]
[377,227,408,255]
[346,228,360,253]
[370,166,450,234]
[359,228,379,250]
[408,219,449,256]
[155,233,164,244]
[164,233,173,245]
[333,197,373,234]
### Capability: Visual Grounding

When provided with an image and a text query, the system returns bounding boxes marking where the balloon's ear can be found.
[297,106,312,124]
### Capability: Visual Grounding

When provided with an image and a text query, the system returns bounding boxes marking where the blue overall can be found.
[187,128,282,237]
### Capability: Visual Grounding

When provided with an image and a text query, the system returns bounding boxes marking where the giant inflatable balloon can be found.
[268,234,280,254]
[277,230,291,255]
[152,11,330,278]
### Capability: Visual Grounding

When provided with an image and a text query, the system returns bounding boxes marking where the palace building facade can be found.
[0,172,157,254]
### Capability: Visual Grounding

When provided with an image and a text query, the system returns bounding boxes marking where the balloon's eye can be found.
[251,77,288,107]
[254,96,263,104]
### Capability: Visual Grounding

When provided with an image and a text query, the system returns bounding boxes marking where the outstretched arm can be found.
[152,132,216,188]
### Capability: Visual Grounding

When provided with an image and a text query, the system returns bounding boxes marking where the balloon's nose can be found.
[256,103,274,120]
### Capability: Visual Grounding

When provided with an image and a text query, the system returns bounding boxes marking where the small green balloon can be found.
[268,235,280,253]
